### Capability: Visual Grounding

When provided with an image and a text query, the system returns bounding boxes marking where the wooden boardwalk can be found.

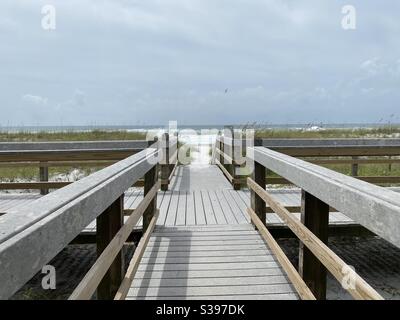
[2,138,397,300]
[0,165,366,228]
[126,225,298,300]
[1,164,376,229]
[126,165,298,300]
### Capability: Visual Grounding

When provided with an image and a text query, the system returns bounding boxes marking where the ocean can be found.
[0,123,397,133]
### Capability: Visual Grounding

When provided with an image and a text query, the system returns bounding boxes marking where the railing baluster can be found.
[161,133,169,191]
[351,156,359,176]
[143,138,159,233]
[39,162,49,195]
[299,190,329,300]
[96,195,124,300]
[250,140,266,228]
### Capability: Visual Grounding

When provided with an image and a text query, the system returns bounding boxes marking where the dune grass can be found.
[0,129,146,142]
[0,130,146,182]
[255,126,400,139]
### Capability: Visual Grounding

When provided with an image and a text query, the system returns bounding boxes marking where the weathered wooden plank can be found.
[223,190,249,223]
[175,191,187,226]
[212,190,236,224]
[130,293,298,300]
[150,231,259,237]
[134,268,286,279]
[137,261,279,271]
[208,190,228,224]
[140,255,276,264]
[186,191,196,225]
[194,190,206,225]
[0,198,23,211]
[165,192,179,226]
[142,249,270,258]
[132,275,289,288]
[146,239,266,247]
[154,224,254,232]
[158,191,171,226]
[148,235,263,242]
[128,283,295,297]
[201,190,217,224]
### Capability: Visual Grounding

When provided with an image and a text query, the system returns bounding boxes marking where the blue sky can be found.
[0,0,400,126]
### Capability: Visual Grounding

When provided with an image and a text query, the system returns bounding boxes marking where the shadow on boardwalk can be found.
[11,236,400,300]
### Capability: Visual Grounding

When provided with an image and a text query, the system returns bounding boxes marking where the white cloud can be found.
[21,94,48,106]
[1,1,400,125]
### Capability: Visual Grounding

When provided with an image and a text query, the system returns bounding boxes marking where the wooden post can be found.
[96,195,124,300]
[351,156,359,177]
[231,128,240,190]
[299,190,329,300]
[219,137,222,164]
[39,163,49,195]
[161,133,169,191]
[250,138,266,228]
[143,138,159,233]
[169,132,177,170]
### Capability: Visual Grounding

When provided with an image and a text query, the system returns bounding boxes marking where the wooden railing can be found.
[215,134,400,188]
[0,137,174,299]
[246,146,400,300]
[0,137,178,194]
[160,133,179,191]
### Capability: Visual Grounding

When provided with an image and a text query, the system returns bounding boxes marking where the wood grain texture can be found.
[247,177,383,300]
[247,207,315,300]
[69,181,160,300]
[126,225,299,300]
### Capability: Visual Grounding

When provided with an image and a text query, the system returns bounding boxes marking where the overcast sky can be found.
[1,0,400,126]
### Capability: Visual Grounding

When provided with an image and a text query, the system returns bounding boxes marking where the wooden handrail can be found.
[0,181,72,190]
[0,145,159,299]
[309,158,400,165]
[215,158,234,182]
[0,180,145,190]
[247,177,383,300]
[69,181,160,300]
[114,210,159,300]
[247,207,315,300]
[248,147,400,247]
[0,160,116,168]
[0,149,143,162]
[168,161,178,181]
[215,147,233,164]
[263,176,400,185]
[0,140,148,151]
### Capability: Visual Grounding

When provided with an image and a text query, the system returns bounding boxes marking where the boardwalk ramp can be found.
[126,164,299,300]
